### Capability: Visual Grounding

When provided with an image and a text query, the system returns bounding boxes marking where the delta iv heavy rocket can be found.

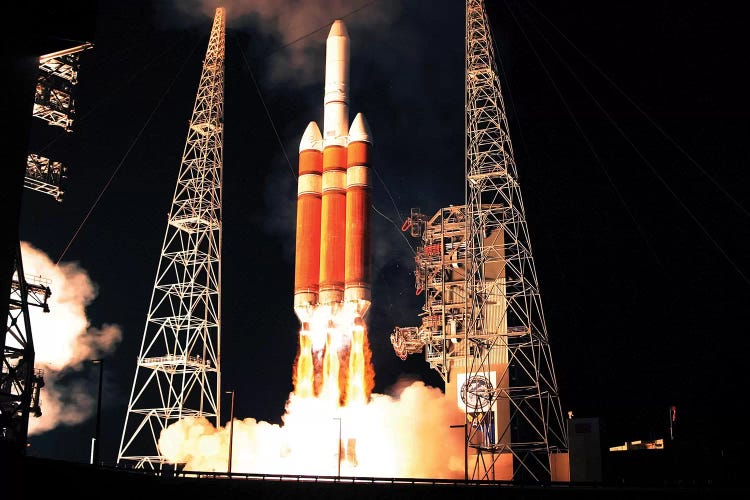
[293,20,373,405]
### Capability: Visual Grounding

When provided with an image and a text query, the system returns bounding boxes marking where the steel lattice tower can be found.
[462,0,567,480]
[390,1,568,481]
[117,7,225,469]
[1,244,49,457]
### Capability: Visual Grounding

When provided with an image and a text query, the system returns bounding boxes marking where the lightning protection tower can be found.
[117,7,225,469]
[460,0,568,481]
[391,0,568,482]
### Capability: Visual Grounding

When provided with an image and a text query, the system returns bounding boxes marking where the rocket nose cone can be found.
[328,19,348,39]
[349,113,372,143]
[300,121,323,152]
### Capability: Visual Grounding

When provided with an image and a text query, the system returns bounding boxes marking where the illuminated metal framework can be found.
[1,42,88,457]
[463,0,568,480]
[25,154,66,202]
[117,8,225,469]
[391,0,568,482]
[392,206,470,376]
[26,42,92,201]
[1,243,51,454]
[32,42,92,131]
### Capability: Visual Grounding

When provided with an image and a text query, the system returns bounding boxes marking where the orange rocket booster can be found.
[345,113,372,317]
[293,122,323,321]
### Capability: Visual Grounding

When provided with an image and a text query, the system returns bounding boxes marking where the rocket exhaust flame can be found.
[294,332,314,399]
[321,327,341,405]
[346,324,367,406]
[294,309,373,405]
[158,379,466,478]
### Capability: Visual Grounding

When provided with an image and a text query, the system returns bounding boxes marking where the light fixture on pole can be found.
[90,359,104,466]
[332,417,342,479]
[450,423,468,481]
[225,389,235,474]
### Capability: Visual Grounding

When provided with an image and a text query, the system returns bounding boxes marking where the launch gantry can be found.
[392,0,569,482]
[25,42,93,202]
[392,206,470,376]
[3,40,91,458]
[117,8,225,470]
[32,42,92,132]
[1,248,51,456]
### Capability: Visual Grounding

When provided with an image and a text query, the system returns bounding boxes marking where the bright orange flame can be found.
[321,329,341,405]
[158,380,466,478]
[345,325,366,406]
[158,303,465,478]
[293,305,373,410]
[295,333,314,399]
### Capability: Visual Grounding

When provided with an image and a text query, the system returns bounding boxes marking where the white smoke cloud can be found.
[168,0,400,84]
[18,241,122,435]
[159,378,465,478]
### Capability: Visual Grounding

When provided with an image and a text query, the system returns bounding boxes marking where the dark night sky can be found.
[16,0,749,465]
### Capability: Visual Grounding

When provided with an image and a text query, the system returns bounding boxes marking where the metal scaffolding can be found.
[25,42,92,202]
[32,42,92,132]
[117,7,225,469]
[24,154,66,202]
[1,243,50,455]
[2,41,90,459]
[392,0,568,482]
[464,0,569,480]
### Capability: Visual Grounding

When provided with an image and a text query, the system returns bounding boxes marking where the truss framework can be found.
[1,243,50,454]
[117,8,225,469]
[24,153,66,202]
[32,42,92,131]
[26,42,92,203]
[462,0,568,480]
[392,0,568,482]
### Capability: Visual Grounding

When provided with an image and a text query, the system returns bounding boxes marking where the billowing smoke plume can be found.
[159,378,466,478]
[168,0,399,84]
[19,241,122,435]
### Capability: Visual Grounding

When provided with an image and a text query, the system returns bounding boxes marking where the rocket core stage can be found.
[293,20,374,406]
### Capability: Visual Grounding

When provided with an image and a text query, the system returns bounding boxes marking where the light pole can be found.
[90,359,103,466]
[225,389,235,474]
[333,417,341,479]
[450,423,468,481]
